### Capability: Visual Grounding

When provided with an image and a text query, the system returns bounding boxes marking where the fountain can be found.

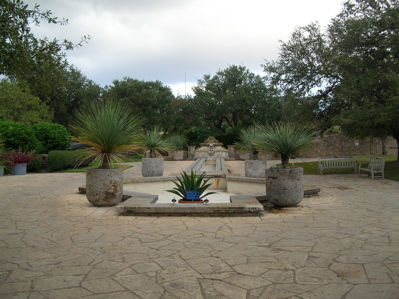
[192,137,229,160]
[114,137,265,216]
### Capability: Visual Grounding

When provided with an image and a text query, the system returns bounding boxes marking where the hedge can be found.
[47,149,94,172]
[27,154,43,173]
[32,122,70,153]
[0,120,42,152]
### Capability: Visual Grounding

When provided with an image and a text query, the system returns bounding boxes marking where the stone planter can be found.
[142,158,164,177]
[245,159,267,178]
[173,150,184,161]
[11,163,27,175]
[86,168,123,206]
[266,167,304,207]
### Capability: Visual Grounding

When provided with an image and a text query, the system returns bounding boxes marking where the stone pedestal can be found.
[187,146,196,160]
[142,158,164,177]
[245,159,266,178]
[228,145,236,160]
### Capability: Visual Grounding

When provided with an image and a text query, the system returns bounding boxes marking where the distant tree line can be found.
[1,0,398,159]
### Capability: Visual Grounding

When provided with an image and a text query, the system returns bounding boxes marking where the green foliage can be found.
[0,120,42,152]
[169,134,187,151]
[290,156,399,181]
[103,78,175,131]
[192,65,281,132]
[185,127,217,147]
[263,0,399,160]
[0,80,53,125]
[0,0,89,102]
[235,126,260,158]
[167,171,217,200]
[0,137,5,167]
[47,149,93,172]
[32,122,70,153]
[27,154,43,172]
[255,122,317,168]
[70,100,143,169]
[48,66,102,127]
[141,127,172,158]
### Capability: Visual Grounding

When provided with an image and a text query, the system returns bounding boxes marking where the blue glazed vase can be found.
[185,191,201,201]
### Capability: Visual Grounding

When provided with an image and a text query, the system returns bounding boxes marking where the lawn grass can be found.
[289,155,399,181]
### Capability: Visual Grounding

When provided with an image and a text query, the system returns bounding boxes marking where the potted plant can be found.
[167,170,216,203]
[170,134,186,161]
[70,100,143,206]
[235,126,266,178]
[254,122,317,207]
[140,127,172,177]
[3,150,36,175]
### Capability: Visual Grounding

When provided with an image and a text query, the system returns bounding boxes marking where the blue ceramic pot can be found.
[185,191,201,201]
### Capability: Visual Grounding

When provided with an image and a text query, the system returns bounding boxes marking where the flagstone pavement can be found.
[0,161,399,298]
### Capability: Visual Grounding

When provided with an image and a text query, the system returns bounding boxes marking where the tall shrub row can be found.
[0,121,91,172]
[0,120,70,153]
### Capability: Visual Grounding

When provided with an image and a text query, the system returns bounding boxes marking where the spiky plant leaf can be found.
[141,127,173,158]
[70,100,143,169]
[167,170,217,200]
[254,122,317,168]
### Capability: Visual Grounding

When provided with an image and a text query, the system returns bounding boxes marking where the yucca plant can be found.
[141,127,173,158]
[167,171,217,200]
[70,100,143,169]
[254,122,317,168]
[235,126,260,159]
[170,134,187,151]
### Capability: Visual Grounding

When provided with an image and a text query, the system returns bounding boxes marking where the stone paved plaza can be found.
[1,161,399,298]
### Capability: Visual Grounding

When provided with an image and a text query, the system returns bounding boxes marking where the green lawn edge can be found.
[289,156,398,181]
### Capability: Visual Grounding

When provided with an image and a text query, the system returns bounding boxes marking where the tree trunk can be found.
[281,154,289,168]
[102,155,110,169]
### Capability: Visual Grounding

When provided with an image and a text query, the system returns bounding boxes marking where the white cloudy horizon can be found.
[27,0,344,95]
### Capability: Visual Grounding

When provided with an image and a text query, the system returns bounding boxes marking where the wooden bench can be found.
[318,156,356,175]
[358,157,385,179]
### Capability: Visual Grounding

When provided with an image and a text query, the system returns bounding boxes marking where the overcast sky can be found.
[27,0,344,96]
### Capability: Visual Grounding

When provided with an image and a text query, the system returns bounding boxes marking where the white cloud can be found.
[26,0,343,94]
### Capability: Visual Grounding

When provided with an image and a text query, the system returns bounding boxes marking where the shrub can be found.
[3,150,36,166]
[47,149,94,172]
[27,154,44,172]
[32,122,70,153]
[0,120,42,152]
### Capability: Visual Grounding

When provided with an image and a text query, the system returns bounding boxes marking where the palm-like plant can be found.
[141,127,172,158]
[254,122,317,168]
[235,126,260,159]
[167,171,217,200]
[170,134,187,151]
[70,100,143,169]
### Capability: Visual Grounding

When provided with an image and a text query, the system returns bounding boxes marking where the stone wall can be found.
[235,134,397,160]
[300,135,397,158]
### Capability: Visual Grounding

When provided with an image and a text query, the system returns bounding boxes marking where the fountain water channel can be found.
[118,137,266,216]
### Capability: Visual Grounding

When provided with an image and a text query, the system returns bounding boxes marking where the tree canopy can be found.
[264,0,399,160]
[192,65,281,132]
[103,78,176,132]
[0,0,89,87]
[0,79,53,125]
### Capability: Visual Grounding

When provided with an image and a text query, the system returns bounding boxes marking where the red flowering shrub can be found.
[3,151,36,166]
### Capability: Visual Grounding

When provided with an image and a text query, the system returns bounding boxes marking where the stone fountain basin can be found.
[116,176,267,216]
